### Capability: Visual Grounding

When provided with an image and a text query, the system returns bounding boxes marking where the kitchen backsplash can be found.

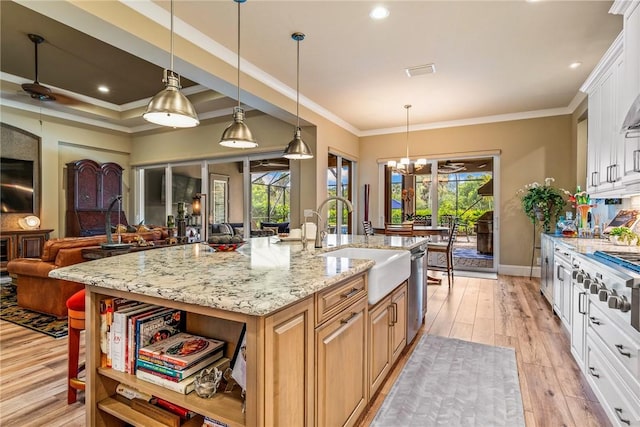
[589,195,640,232]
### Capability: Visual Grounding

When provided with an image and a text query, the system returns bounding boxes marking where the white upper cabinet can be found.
[582,34,624,197]
[619,1,640,184]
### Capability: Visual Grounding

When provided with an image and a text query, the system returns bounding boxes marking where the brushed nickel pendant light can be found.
[283,32,313,160]
[143,0,199,128]
[220,0,257,148]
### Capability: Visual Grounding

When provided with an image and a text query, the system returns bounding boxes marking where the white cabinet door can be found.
[570,284,587,371]
[553,256,572,331]
[623,2,640,184]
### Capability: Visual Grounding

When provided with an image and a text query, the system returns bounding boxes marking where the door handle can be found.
[340,287,360,299]
[393,302,398,324]
[589,316,602,325]
[615,344,631,358]
[340,312,358,325]
[578,292,586,315]
[614,408,631,425]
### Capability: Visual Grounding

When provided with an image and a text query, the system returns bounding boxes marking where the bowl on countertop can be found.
[208,241,245,252]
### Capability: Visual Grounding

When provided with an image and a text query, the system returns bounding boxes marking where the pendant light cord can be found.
[296,37,300,128]
[237,0,241,108]
[405,104,411,158]
[170,0,174,71]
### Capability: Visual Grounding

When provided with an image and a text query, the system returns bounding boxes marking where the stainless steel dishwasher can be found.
[408,245,426,344]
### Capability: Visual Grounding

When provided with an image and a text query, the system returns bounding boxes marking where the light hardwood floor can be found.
[0,274,610,426]
[359,274,611,427]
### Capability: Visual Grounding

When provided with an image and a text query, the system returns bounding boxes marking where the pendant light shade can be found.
[143,0,199,128]
[283,32,313,159]
[220,0,257,148]
[219,106,257,148]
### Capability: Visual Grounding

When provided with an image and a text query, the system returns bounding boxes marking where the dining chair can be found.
[426,220,458,288]
[384,223,414,236]
[362,220,375,236]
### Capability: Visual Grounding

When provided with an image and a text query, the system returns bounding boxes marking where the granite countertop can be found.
[49,235,427,317]
[545,233,640,255]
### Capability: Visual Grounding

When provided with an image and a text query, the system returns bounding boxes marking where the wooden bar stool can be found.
[66,288,85,404]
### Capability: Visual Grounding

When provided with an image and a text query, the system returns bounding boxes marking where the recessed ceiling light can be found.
[569,62,582,69]
[98,85,110,93]
[370,6,389,20]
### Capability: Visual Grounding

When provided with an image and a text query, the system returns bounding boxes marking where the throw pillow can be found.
[263,226,279,236]
[234,227,244,236]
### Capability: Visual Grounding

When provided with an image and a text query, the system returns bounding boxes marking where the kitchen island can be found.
[50,235,427,427]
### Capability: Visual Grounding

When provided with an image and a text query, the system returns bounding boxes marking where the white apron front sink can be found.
[319,247,411,305]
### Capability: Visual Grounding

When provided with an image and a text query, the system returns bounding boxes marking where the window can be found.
[327,153,354,234]
[251,170,290,224]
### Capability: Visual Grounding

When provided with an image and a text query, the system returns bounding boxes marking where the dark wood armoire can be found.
[65,159,128,237]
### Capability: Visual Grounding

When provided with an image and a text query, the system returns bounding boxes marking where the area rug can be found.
[371,335,525,427]
[453,247,494,261]
[0,283,68,338]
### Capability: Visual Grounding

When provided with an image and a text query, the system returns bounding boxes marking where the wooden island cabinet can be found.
[84,272,374,427]
[50,235,426,427]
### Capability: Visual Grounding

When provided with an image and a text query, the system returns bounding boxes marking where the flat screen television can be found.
[1,157,34,213]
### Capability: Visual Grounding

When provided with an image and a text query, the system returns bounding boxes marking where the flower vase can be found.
[576,204,590,232]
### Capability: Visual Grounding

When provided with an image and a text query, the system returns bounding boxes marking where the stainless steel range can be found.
[578,250,640,333]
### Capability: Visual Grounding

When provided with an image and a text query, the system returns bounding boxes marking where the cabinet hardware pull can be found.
[340,312,358,324]
[578,292,586,315]
[388,306,395,327]
[340,288,360,298]
[393,302,398,324]
[635,150,640,172]
[614,408,631,425]
[591,171,598,187]
[615,344,631,358]
[589,316,601,325]
[588,367,599,378]
[557,265,563,281]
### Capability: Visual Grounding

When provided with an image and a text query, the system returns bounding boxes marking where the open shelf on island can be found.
[98,368,245,427]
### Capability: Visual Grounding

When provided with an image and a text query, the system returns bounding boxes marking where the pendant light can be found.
[220,0,257,148]
[283,32,313,160]
[387,104,426,175]
[143,0,199,128]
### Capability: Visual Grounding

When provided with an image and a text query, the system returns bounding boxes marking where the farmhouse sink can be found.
[320,247,411,305]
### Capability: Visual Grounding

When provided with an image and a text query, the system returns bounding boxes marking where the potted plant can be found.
[517,177,568,232]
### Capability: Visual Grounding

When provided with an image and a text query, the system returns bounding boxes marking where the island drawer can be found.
[315,274,366,326]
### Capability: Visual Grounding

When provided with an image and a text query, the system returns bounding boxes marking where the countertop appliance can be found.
[407,245,426,344]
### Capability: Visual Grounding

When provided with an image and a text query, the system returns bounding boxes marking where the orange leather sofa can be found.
[7,230,167,318]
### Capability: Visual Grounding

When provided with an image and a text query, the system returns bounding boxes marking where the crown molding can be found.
[579,31,624,94]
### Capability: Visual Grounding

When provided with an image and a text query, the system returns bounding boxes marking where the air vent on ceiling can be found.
[405,63,436,77]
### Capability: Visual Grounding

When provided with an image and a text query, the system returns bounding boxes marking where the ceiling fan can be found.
[20,33,78,105]
[438,160,466,174]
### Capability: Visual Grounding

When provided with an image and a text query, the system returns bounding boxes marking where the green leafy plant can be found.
[517,177,568,232]
[609,226,638,245]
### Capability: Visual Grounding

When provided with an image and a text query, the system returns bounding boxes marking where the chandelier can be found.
[387,104,426,175]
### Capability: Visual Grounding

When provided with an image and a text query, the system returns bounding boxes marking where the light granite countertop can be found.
[49,235,427,316]
[544,234,640,255]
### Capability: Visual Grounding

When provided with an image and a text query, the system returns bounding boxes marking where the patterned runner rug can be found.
[0,283,68,338]
[372,335,525,427]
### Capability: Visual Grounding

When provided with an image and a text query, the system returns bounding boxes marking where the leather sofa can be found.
[7,229,167,318]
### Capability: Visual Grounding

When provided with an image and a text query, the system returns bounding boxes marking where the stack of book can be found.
[136,332,227,394]
[100,298,185,373]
